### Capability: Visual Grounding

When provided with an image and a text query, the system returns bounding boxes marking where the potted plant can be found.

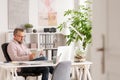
[57,0,92,61]
[24,23,33,33]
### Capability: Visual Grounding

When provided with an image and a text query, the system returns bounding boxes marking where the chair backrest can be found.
[1,43,12,62]
[51,61,71,80]
[56,46,73,62]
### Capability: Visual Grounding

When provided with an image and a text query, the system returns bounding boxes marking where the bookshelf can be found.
[6,32,66,60]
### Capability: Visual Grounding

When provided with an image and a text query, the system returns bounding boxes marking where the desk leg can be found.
[79,67,83,80]
[83,65,87,80]
[74,66,80,80]
[6,69,13,80]
[83,65,92,80]
[0,68,7,80]
[86,65,92,80]
[0,67,2,80]
[73,66,84,80]
[14,68,18,80]
[11,69,15,80]
[6,68,18,80]
[71,66,79,80]
[11,68,18,80]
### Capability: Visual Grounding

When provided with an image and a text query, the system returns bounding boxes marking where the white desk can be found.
[0,62,7,80]
[0,61,92,80]
[0,61,56,80]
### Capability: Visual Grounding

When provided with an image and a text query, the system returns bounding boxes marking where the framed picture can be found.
[8,0,29,29]
[38,0,57,26]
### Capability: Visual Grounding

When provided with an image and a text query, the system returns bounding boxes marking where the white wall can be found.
[0,0,8,61]
[29,0,38,29]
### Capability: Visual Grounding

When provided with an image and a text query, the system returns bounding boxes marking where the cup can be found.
[53,56,57,64]
[35,51,40,58]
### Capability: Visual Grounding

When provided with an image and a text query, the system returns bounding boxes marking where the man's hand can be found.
[29,53,35,60]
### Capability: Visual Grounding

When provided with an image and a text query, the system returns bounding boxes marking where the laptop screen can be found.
[56,46,74,62]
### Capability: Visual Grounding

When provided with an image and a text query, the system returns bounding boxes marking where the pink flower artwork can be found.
[38,0,57,26]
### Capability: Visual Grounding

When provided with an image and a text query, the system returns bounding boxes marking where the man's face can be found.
[14,31,25,44]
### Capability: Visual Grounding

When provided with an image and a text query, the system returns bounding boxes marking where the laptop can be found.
[56,46,74,63]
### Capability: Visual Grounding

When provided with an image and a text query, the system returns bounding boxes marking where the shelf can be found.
[6,32,66,60]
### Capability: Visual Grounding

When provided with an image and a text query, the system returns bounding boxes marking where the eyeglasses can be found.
[16,34,25,38]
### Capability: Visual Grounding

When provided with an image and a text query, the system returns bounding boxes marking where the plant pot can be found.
[74,55,86,62]
[26,28,33,33]
[74,48,86,62]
